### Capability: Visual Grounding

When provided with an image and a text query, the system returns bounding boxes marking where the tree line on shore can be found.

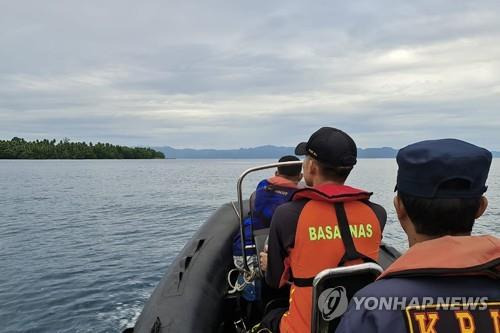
[0,137,165,159]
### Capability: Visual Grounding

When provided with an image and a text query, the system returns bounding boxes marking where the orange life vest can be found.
[376,236,500,333]
[279,183,383,333]
[378,235,500,280]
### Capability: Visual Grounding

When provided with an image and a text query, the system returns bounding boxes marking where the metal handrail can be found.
[236,160,303,272]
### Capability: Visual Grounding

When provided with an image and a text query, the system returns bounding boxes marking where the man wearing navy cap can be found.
[336,139,500,333]
[254,127,387,332]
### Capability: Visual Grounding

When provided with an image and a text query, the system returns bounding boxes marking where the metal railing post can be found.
[236,160,303,272]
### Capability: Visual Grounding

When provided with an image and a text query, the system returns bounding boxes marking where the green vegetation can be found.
[0,137,165,159]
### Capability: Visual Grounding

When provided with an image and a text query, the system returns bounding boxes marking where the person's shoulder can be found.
[337,278,409,333]
[362,200,387,226]
[353,278,394,297]
[275,199,308,215]
[354,275,448,298]
[363,200,386,214]
[354,276,439,298]
[271,199,308,226]
[256,178,270,189]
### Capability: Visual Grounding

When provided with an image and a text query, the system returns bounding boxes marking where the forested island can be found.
[0,137,165,159]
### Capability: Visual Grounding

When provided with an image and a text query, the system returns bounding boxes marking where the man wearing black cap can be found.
[336,139,500,333]
[256,127,387,333]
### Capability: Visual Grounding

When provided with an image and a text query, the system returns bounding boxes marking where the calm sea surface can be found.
[1,159,499,332]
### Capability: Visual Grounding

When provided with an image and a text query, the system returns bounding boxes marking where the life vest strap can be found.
[291,276,315,287]
[335,202,375,265]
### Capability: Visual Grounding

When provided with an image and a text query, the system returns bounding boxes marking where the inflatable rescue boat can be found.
[126,161,401,333]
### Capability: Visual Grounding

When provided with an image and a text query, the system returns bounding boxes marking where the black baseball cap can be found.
[277,155,302,176]
[295,127,357,167]
[396,139,492,198]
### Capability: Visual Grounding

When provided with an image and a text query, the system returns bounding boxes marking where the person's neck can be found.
[409,232,472,247]
[275,174,299,184]
[312,178,344,187]
[409,234,441,247]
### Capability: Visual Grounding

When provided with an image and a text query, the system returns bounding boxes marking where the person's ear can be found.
[394,195,414,236]
[394,195,407,221]
[309,159,319,177]
[299,173,303,181]
[302,158,310,174]
[475,196,488,219]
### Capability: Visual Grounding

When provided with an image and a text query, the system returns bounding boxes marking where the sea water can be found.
[1,159,499,332]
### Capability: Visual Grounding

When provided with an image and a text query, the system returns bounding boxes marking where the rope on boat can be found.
[248,323,274,333]
[227,268,257,294]
[228,253,263,294]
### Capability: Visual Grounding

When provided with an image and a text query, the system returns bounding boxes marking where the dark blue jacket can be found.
[336,236,500,333]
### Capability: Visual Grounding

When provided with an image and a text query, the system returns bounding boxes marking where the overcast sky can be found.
[1,1,499,149]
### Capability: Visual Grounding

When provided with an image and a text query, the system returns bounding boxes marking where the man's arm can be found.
[265,200,306,288]
[364,201,387,231]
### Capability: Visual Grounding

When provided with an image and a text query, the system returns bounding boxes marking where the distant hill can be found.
[155,145,399,159]
[157,145,295,159]
[358,147,397,158]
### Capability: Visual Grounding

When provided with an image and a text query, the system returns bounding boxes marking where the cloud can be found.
[1,0,499,149]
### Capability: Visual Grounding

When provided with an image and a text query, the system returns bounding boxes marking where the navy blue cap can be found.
[396,139,492,198]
